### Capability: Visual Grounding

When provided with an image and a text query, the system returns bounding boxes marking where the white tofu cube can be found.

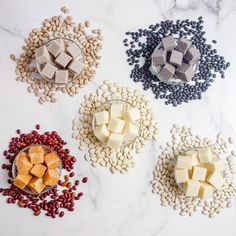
[41,63,57,79]
[184,180,200,197]
[55,70,69,84]
[174,169,189,183]
[176,155,192,169]
[192,166,207,181]
[123,122,139,141]
[122,107,141,123]
[107,133,124,149]
[198,147,213,163]
[94,125,110,142]
[110,103,123,118]
[55,52,72,68]
[66,43,81,58]
[47,40,64,57]
[205,156,225,172]
[198,182,214,199]
[206,171,224,189]
[68,60,84,75]
[108,118,126,133]
[35,46,50,64]
[95,111,109,125]
[185,150,199,166]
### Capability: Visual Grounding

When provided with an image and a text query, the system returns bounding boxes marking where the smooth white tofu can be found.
[205,156,225,172]
[95,111,109,125]
[184,180,200,197]
[107,133,124,149]
[47,40,64,57]
[176,155,192,169]
[185,150,199,166]
[108,118,125,133]
[66,43,81,58]
[122,107,141,123]
[206,171,224,189]
[174,169,189,183]
[198,147,213,163]
[94,125,110,142]
[110,103,123,118]
[198,182,214,199]
[123,122,139,141]
[35,46,50,64]
[192,166,207,181]
[41,63,57,79]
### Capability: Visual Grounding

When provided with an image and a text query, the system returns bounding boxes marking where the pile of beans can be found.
[11,7,102,104]
[123,17,230,106]
[72,80,159,174]
[0,125,88,218]
[151,125,236,218]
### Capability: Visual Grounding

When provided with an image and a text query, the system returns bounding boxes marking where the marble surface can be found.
[0,0,236,235]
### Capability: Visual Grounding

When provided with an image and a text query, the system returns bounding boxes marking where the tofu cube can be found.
[159,63,175,81]
[44,169,60,186]
[192,166,207,181]
[176,155,192,169]
[198,147,213,164]
[174,169,189,183]
[123,122,139,141]
[151,48,166,66]
[28,177,46,193]
[28,145,44,164]
[41,63,57,79]
[110,103,123,118]
[184,47,200,65]
[30,164,47,178]
[122,107,141,123]
[185,150,199,166]
[35,46,50,64]
[205,156,225,172]
[68,60,84,74]
[107,133,124,149]
[47,40,64,57]
[175,38,192,54]
[206,171,224,189]
[169,50,183,67]
[55,52,72,68]
[161,36,176,51]
[184,180,200,197]
[66,43,81,58]
[198,182,214,199]
[175,63,194,82]
[55,70,69,84]
[15,152,33,175]
[108,118,126,133]
[44,152,60,169]
[94,125,110,142]
[95,111,109,125]
[13,174,32,190]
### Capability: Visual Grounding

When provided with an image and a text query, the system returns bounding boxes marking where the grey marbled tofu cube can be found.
[47,40,64,57]
[35,46,50,64]
[68,60,85,75]
[55,70,69,84]
[184,47,200,65]
[151,48,166,66]
[176,63,194,82]
[41,62,57,79]
[158,63,175,81]
[169,50,183,67]
[161,36,176,51]
[175,38,192,54]
[55,52,72,68]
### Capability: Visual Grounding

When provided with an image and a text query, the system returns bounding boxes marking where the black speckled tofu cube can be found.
[175,38,192,54]
[159,63,175,81]
[176,63,194,82]
[169,50,183,67]
[184,47,200,65]
[161,36,176,51]
[151,48,166,66]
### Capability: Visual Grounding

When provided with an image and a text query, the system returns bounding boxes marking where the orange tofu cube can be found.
[44,152,60,169]
[44,169,60,186]
[15,152,33,175]
[28,145,44,164]
[30,164,47,177]
[28,177,46,193]
[13,174,32,189]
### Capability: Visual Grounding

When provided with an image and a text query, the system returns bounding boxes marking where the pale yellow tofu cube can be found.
[94,125,110,142]
[205,156,225,172]
[192,166,207,181]
[107,133,124,149]
[198,182,214,200]
[174,169,189,183]
[176,155,192,169]
[122,122,139,141]
[110,103,123,118]
[185,150,199,166]
[198,147,213,163]
[184,180,200,197]
[95,111,109,125]
[206,171,224,189]
[122,107,141,123]
[108,118,125,133]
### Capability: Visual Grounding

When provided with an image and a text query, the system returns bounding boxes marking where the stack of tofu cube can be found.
[174,147,225,199]
[151,36,200,82]
[13,145,60,194]
[35,38,84,84]
[94,102,141,149]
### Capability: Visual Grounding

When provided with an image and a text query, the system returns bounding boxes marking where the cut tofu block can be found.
[169,50,183,67]
[44,152,60,169]
[55,52,72,68]
[176,155,192,169]
[30,164,47,178]
[192,166,207,181]
[28,146,44,164]
[95,111,109,125]
[122,107,141,123]
[198,147,213,164]
[123,122,139,141]
[174,169,189,183]
[13,174,32,190]
[44,169,60,186]
[41,63,57,79]
[55,70,69,84]
[184,180,200,197]
[107,133,124,149]
[199,182,214,199]
[185,150,199,166]
[15,152,33,175]
[161,36,176,51]
[205,156,225,172]
[159,63,175,81]
[108,118,126,133]
[28,177,46,193]
[68,60,84,74]
[151,48,167,66]
[206,172,224,189]
[94,125,110,142]
[66,43,81,58]
[47,40,64,57]
[35,46,50,64]
[110,103,123,118]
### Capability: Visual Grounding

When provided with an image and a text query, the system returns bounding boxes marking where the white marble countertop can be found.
[0,0,236,235]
